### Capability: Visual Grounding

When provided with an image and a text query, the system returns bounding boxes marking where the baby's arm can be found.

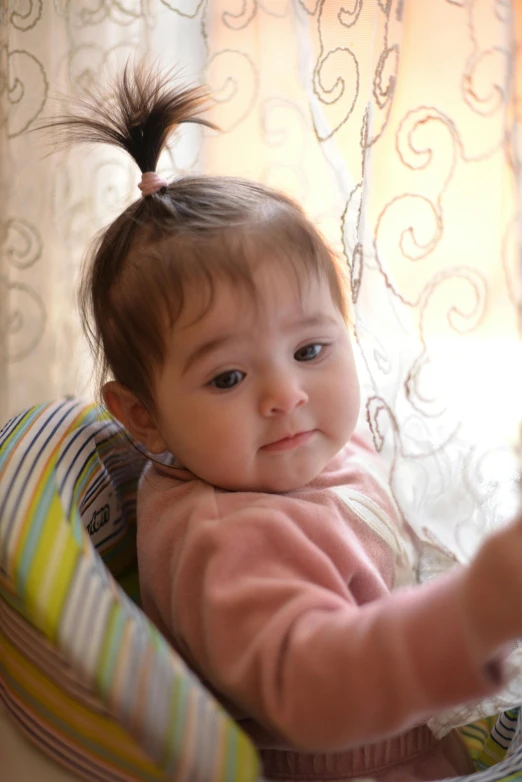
[167,502,520,752]
[462,515,522,666]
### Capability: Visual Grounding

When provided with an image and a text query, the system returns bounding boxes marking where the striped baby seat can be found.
[0,399,259,782]
[1,398,522,782]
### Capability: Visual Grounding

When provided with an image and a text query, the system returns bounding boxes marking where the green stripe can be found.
[98,603,127,696]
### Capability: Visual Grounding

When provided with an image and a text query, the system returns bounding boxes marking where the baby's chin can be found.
[214,478,312,494]
[210,464,328,494]
[206,445,349,493]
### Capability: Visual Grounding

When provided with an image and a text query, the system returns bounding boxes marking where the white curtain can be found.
[1,0,207,417]
[2,0,520,579]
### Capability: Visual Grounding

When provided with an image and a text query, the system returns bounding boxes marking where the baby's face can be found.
[151,263,360,492]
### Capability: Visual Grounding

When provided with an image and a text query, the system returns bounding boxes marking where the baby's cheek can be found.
[329,384,359,444]
[198,409,244,457]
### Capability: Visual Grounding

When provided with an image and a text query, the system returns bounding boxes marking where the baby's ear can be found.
[102,381,167,454]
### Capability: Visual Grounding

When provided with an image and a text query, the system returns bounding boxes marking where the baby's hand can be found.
[463,509,522,659]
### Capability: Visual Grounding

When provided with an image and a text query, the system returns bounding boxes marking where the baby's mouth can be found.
[260,430,316,453]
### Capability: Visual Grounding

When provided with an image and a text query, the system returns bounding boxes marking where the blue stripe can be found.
[490,731,511,750]
[56,417,113,493]
[0,407,44,475]
[57,426,97,487]
[498,716,518,732]
[81,470,111,509]
[495,724,516,741]
[0,403,79,560]
[0,408,32,454]
[1,402,79,521]
[88,522,127,553]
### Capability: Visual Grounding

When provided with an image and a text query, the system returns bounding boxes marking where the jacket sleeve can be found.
[164,502,505,752]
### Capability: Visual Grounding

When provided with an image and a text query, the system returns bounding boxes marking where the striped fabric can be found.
[476,711,521,771]
[454,713,522,782]
[459,717,499,766]
[2,399,522,782]
[0,399,260,782]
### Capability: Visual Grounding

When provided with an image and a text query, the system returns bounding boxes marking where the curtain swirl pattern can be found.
[1,1,521,708]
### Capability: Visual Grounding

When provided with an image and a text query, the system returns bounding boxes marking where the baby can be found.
[53,64,522,781]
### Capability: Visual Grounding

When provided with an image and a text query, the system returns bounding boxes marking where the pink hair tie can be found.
[138,171,168,197]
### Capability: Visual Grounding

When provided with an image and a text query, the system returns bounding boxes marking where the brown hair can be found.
[42,63,349,411]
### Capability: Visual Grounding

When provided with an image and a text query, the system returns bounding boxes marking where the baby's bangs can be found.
[144,230,259,332]
[145,214,348,334]
[237,215,349,321]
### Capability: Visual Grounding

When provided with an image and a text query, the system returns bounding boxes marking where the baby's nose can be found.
[259,375,308,416]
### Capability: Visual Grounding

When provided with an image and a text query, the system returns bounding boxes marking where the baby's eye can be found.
[294,343,323,362]
[209,370,245,390]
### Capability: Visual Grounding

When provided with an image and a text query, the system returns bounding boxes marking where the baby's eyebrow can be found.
[181,313,338,375]
[182,334,235,375]
[295,314,338,329]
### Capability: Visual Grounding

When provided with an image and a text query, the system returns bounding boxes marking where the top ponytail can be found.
[40,61,217,176]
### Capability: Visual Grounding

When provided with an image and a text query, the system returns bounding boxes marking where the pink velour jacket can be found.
[137,435,504,781]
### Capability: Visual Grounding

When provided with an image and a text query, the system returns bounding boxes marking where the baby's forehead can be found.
[175,261,333,332]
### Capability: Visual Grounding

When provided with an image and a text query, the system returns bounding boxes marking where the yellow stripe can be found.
[35,505,73,610]
[24,495,80,641]
[213,709,226,782]
[12,406,92,570]
[459,715,500,767]
[234,728,259,782]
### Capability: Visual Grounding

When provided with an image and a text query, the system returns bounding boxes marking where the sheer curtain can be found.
[0,1,207,418]
[1,0,520,598]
